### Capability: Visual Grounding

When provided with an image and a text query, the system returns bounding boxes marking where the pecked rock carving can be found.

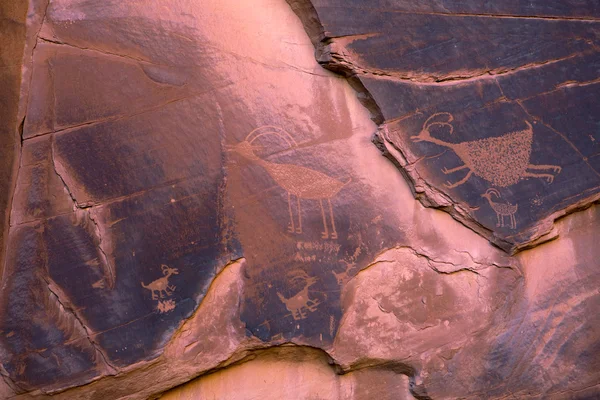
[0,0,599,399]
[481,188,518,229]
[228,126,351,239]
[412,112,562,188]
[141,264,179,301]
[287,0,600,252]
[277,271,321,320]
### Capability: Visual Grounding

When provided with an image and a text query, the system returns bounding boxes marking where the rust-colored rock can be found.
[292,0,600,252]
[0,0,598,399]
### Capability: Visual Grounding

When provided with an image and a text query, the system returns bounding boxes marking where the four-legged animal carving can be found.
[481,188,518,229]
[141,264,179,300]
[277,272,320,320]
[332,260,356,285]
[411,113,562,188]
[228,126,350,239]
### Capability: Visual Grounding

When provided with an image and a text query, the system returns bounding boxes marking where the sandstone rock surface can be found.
[0,0,598,399]
[290,0,600,251]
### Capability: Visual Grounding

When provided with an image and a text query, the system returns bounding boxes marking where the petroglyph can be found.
[277,271,320,320]
[481,188,518,229]
[329,316,335,337]
[141,264,179,301]
[333,246,362,285]
[411,113,562,188]
[228,126,350,239]
[296,241,341,254]
[92,279,106,289]
[157,299,176,313]
[332,260,356,285]
[294,253,317,263]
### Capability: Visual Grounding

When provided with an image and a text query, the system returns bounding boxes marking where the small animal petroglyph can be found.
[228,126,350,239]
[411,113,562,188]
[141,264,179,300]
[277,271,320,320]
[481,188,518,229]
[333,246,362,285]
[332,260,356,285]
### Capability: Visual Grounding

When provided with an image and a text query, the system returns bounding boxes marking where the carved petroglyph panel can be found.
[408,112,563,234]
[237,201,401,346]
[304,0,600,251]
[376,93,600,251]
[332,245,363,286]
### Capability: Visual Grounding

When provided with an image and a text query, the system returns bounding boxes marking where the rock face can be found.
[0,0,598,399]
[291,0,600,252]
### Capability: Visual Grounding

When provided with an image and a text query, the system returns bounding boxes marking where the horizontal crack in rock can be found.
[349,245,515,288]
[325,7,600,22]
[38,36,160,65]
[318,41,586,84]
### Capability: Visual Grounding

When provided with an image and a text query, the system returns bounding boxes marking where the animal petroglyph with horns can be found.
[141,264,179,300]
[228,126,350,239]
[481,188,518,229]
[411,113,562,188]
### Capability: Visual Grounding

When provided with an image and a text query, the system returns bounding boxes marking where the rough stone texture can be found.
[293,0,600,252]
[162,347,416,400]
[0,0,598,399]
[0,0,28,308]
[0,2,29,397]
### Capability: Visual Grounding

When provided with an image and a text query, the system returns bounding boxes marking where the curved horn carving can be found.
[486,188,501,197]
[423,112,453,129]
[246,126,298,148]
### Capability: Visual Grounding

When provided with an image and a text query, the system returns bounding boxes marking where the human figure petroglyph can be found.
[481,188,518,229]
[411,113,562,188]
[141,264,179,300]
[228,126,350,239]
[277,271,320,320]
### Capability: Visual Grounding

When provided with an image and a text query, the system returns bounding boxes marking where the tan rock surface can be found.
[0,0,598,399]
[162,347,416,400]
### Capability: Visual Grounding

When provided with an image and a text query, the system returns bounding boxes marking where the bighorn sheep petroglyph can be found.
[141,264,179,300]
[228,126,350,239]
[481,188,518,229]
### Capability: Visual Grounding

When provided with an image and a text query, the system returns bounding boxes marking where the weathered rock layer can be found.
[0,0,598,399]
